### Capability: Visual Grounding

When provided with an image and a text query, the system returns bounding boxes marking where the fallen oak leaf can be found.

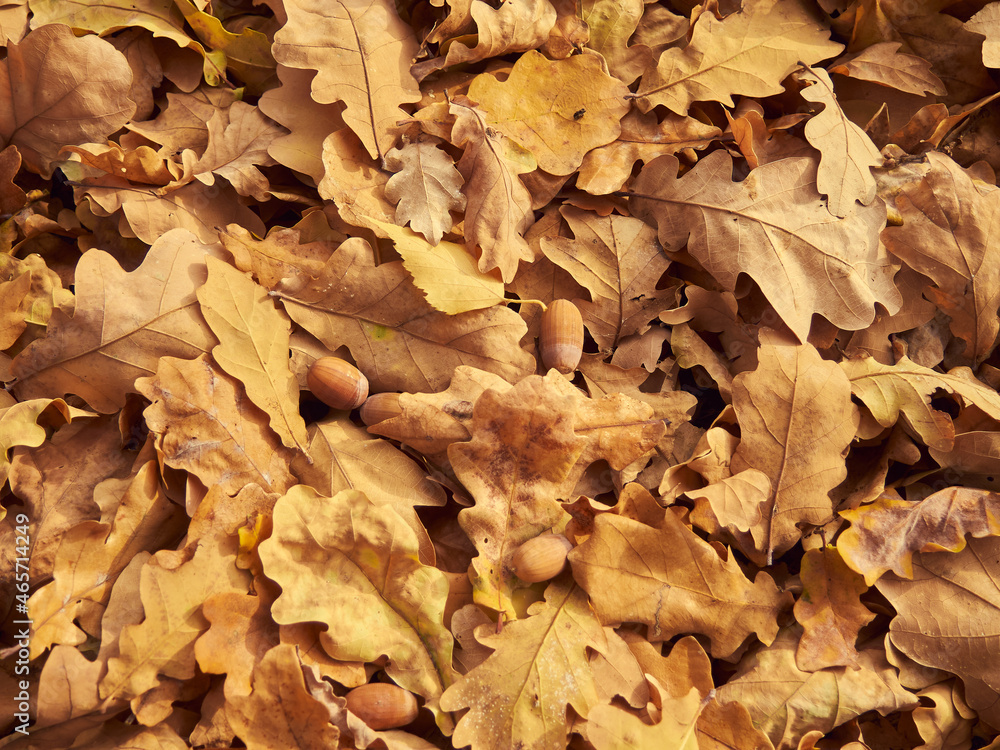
[384,141,466,246]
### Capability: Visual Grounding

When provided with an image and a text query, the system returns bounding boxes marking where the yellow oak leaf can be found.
[568,509,791,659]
[0,398,92,490]
[635,0,843,115]
[468,50,630,176]
[584,681,705,750]
[197,255,309,454]
[441,580,606,750]
[11,229,220,413]
[583,0,652,85]
[258,486,456,732]
[838,487,1000,586]
[136,355,297,497]
[272,0,421,161]
[828,42,946,96]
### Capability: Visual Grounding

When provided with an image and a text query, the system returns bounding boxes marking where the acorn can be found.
[511,534,573,583]
[360,392,403,426]
[540,299,583,374]
[307,357,369,410]
[345,683,419,730]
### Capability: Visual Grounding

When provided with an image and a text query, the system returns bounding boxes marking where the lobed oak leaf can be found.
[226,643,342,748]
[449,371,665,616]
[541,206,671,353]
[731,330,859,564]
[440,579,606,750]
[11,228,220,413]
[0,398,92,490]
[630,151,901,342]
[99,534,250,704]
[968,3,1000,68]
[828,42,946,96]
[27,461,185,659]
[8,415,137,580]
[292,416,446,565]
[258,486,456,731]
[686,468,771,566]
[838,487,1000,586]
[136,355,297,497]
[384,141,466,246]
[364,217,504,314]
[450,99,536,283]
[576,108,721,195]
[715,625,917,750]
[569,509,791,659]
[467,51,630,176]
[792,546,875,672]
[276,237,535,393]
[219,219,337,293]
[0,24,136,177]
[258,65,347,182]
[839,353,1000,451]
[197,256,309,454]
[272,0,421,162]
[882,152,1000,364]
[584,681,705,750]
[582,0,651,85]
[319,127,395,229]
[877,537,1000,721]
[797,67,882,217]
[634,0,843,116]
[126,87,239,157]
[182,101,286,201]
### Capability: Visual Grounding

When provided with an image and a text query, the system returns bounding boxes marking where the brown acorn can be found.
[345,683,419,730]
[359,392,403,426]
[540,299,583,374]
[307,357,369,410]
[511,534,573,583]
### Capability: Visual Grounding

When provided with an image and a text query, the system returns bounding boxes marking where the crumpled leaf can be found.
[568,508,792,659]
[0,24,136,176]
[467,50,630,175]
[197,256,309,454]
[838,487,1000,586]
[275,237,535,393]
[28,0,193,50]
[11,229,221,413]
[793,546,876,672]
[882,152,1000,364]
[541,206,671,352]
[840,353,1000,452]
[730,329,859,564]
[441,579,606,750]
[136,355,297,497]
[635,0,843,115]
[631,151,901,341]
[272,0,421,161]
[797,66,882,218]
[450,99,536,283]
[715,625,917,750]
[258,486,456,731]
[384,141,466,245]
[450,371,666,616]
